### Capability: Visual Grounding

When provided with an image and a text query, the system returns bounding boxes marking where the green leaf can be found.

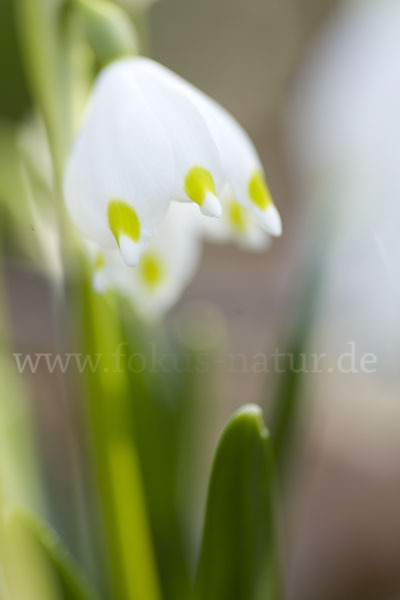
[16,0,81,183]
[5,509,98,600]
[269,196,337,471]
[0,0,31,121]
[194,404,282,600]
[118,306,196,600]
[269,278,317,470]
[75,269,162,600]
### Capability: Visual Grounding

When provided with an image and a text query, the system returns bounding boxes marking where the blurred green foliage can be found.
[0,0,318,597]
[75,0,138,63]
[6,510,98,600]
[195,405,281,600]
[0,0,31,121]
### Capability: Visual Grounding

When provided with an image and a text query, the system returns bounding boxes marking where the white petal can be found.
[92,268,109,294]
[132,57,281,236]
[129,58,224,216]
[131,203,201,319]
[199,184,271,250]
[90,202,201,319]
[119,233,150,267]
[257,203,282,237]
[190,96,282,236]
[63,60,176,264]
[201,192,223,218]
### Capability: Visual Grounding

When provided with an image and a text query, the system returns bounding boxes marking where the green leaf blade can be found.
[195,404,282,600]
[6,509,99,600]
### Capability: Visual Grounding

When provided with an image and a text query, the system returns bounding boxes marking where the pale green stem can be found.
[15,0,87,280]
[16,0,75,183]
[15,0,95,579]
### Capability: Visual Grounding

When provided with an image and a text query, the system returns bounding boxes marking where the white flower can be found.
[129,60,224,218]
[288,0,400,368]
[200,184,271,251]
[131,58,282,237]
[64,60,175,267]
[91,202,201,319]
[63,57,281,269]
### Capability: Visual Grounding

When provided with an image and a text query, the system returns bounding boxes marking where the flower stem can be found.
[16,0,75,183]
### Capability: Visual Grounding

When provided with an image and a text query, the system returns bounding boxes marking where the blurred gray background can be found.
[148,1,400,598]
[6,0,400,598]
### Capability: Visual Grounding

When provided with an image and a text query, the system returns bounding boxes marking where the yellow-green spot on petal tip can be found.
[249,170,273,211]
[108,200,141,246]
[139,253,164,289]
[227,198,249,233]
[94,253,105,271]
[184,166,216,207]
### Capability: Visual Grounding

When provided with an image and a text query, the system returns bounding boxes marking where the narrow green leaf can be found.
[16,0,77,183]
[194,404,282,600]
[75,267,162,600]
[118,305,208,600]
[5,509,98,600]
[269,275,318,470]
[269,196,338,471]
[0,0,31,121]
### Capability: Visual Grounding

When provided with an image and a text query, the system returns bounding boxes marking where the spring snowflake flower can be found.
[200,184,271,250]
[63,57,281,269]
[131,58,282,238]
[91,203,201,319]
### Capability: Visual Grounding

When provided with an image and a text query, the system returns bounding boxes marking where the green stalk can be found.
[15,0,75,184]
[79,270,162,600]
[15,3,157,598]
[15,0,96,584]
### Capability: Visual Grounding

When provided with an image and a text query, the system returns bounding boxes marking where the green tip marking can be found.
[248,170,273,211]
[108,200,141,246]
[139,253,164,289]
[227,198,249,233]
[184,166,216,206]
[94,253,105,271]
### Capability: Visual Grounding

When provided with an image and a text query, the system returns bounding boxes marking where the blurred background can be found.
[3,0,400,598]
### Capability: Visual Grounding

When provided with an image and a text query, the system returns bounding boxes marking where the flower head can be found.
[131,58,282,237]
[64,57,281,270]
[92,203,201,319]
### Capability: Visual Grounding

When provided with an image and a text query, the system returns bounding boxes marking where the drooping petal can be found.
[91,202,202,319]
[196,98,282,236]
[63,60,176,266]
[64,55,281,277]
[132,57,282,236]
[200,184,271,250]
[129,58,224,217]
